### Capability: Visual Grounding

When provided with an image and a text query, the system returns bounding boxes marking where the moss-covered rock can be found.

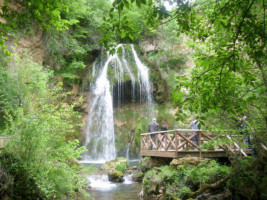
[140,157,171,172]
[133,171,144,183]
[100,157,129,172]
[108,170,124,182]
[170,157,210,169]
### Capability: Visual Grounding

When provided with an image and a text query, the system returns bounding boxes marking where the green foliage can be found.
[0,55,87,199]
[115,162,127,173]
[0,0,80,55]
[104,0,266,146]
[143,160,232,199]
[184,160,232,186]
[45,0,111,84]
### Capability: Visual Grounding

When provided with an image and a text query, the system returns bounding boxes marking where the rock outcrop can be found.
[170,156,210,169]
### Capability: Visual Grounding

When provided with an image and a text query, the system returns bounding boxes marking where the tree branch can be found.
[190,169,237,198]
[232,0,256,71]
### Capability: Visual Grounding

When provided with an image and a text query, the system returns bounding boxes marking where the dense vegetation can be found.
[0,0,266,199]
[0,0,111,198]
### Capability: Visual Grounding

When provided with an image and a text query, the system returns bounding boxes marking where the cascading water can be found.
[131,44,153,108]
[83,44,153,162]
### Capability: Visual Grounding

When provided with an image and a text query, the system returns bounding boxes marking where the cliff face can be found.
[8,29,45,65]
[1,0,45,64]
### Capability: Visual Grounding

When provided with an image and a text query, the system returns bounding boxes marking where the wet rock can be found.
[132,166,138,170]
[133,171,144,183]
[108,170,124,182]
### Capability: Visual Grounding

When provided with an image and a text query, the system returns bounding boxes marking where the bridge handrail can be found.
[141,129,202,136]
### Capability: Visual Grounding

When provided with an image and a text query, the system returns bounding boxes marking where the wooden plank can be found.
[165,133,167,151]
[262,143,267,151]
[142,136,148,149]
[177,132,200,150]
[226,135,247,157]
[166,134,176,150]
[175,131,178,151]
[141,150,229,158]
[199,131,202,158]
[148,135,156,149]
[141,129,203,136]
[176,132,197,150]
[157,134,165,149]
[140,150,178,158]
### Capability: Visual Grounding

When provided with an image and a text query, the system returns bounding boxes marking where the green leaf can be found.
[136,0,141,8]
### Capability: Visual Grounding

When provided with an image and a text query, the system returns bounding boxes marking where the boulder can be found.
[101,157,128,172]
[108,170,124,182]
[133,171,144,183]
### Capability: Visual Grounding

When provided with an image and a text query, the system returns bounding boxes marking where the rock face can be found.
[140,157,172,173]
[132,171,144,183]
[170,157,210,169]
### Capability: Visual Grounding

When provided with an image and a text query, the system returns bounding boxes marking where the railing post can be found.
[175,131,178,152]
[141,135,143,150]
[165,133,167,151]
[199,131,202,158]
[155,133,160,150]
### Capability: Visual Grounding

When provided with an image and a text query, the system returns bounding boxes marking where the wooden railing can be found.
[140,129,250,158]
[0,137,10,149]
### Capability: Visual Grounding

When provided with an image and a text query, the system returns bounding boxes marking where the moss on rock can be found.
[140,157,171,172]
[133,171,144,183]
[108,170,124,182]
[100,157,129,172]
[170,157,210,169]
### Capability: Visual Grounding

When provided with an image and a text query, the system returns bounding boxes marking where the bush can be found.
[142,160,233,199]
[0,55,88,199]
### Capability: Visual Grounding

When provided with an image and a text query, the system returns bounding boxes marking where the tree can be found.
[108,0,266,139]
[0,0,79,55]
[0,54,87,199]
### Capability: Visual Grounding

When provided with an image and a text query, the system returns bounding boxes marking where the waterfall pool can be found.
[83,160,142,200]
[88,180,141,200]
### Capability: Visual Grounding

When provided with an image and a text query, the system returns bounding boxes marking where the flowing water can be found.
[84,160,142,200]
[83,44,154,163]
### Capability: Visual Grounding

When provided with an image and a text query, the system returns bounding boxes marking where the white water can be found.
[83,44,153,162]
[87,173,133,191]
[123,174,134,184]
[130,44,153,107]
[83,51,118,162]
[87,175,117,190]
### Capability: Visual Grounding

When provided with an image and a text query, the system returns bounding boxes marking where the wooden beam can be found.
[176,132,200,150]
[141,129,203,136]
[226,135,247,157]
[262,143,267,151]
[165,134,176,150]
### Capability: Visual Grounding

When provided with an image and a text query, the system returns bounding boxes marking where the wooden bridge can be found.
[140,129,252,158]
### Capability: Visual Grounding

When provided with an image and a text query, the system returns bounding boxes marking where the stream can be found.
[82,160,142,200]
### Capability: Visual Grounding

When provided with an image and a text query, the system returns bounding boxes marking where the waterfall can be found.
[83,44,153,162]
[126,130,135,159]
[130,44,153,107]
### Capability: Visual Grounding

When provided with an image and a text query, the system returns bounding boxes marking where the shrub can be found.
[0,55,87,199]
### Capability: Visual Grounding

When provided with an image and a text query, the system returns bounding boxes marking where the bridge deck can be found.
[140,129,252,158]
